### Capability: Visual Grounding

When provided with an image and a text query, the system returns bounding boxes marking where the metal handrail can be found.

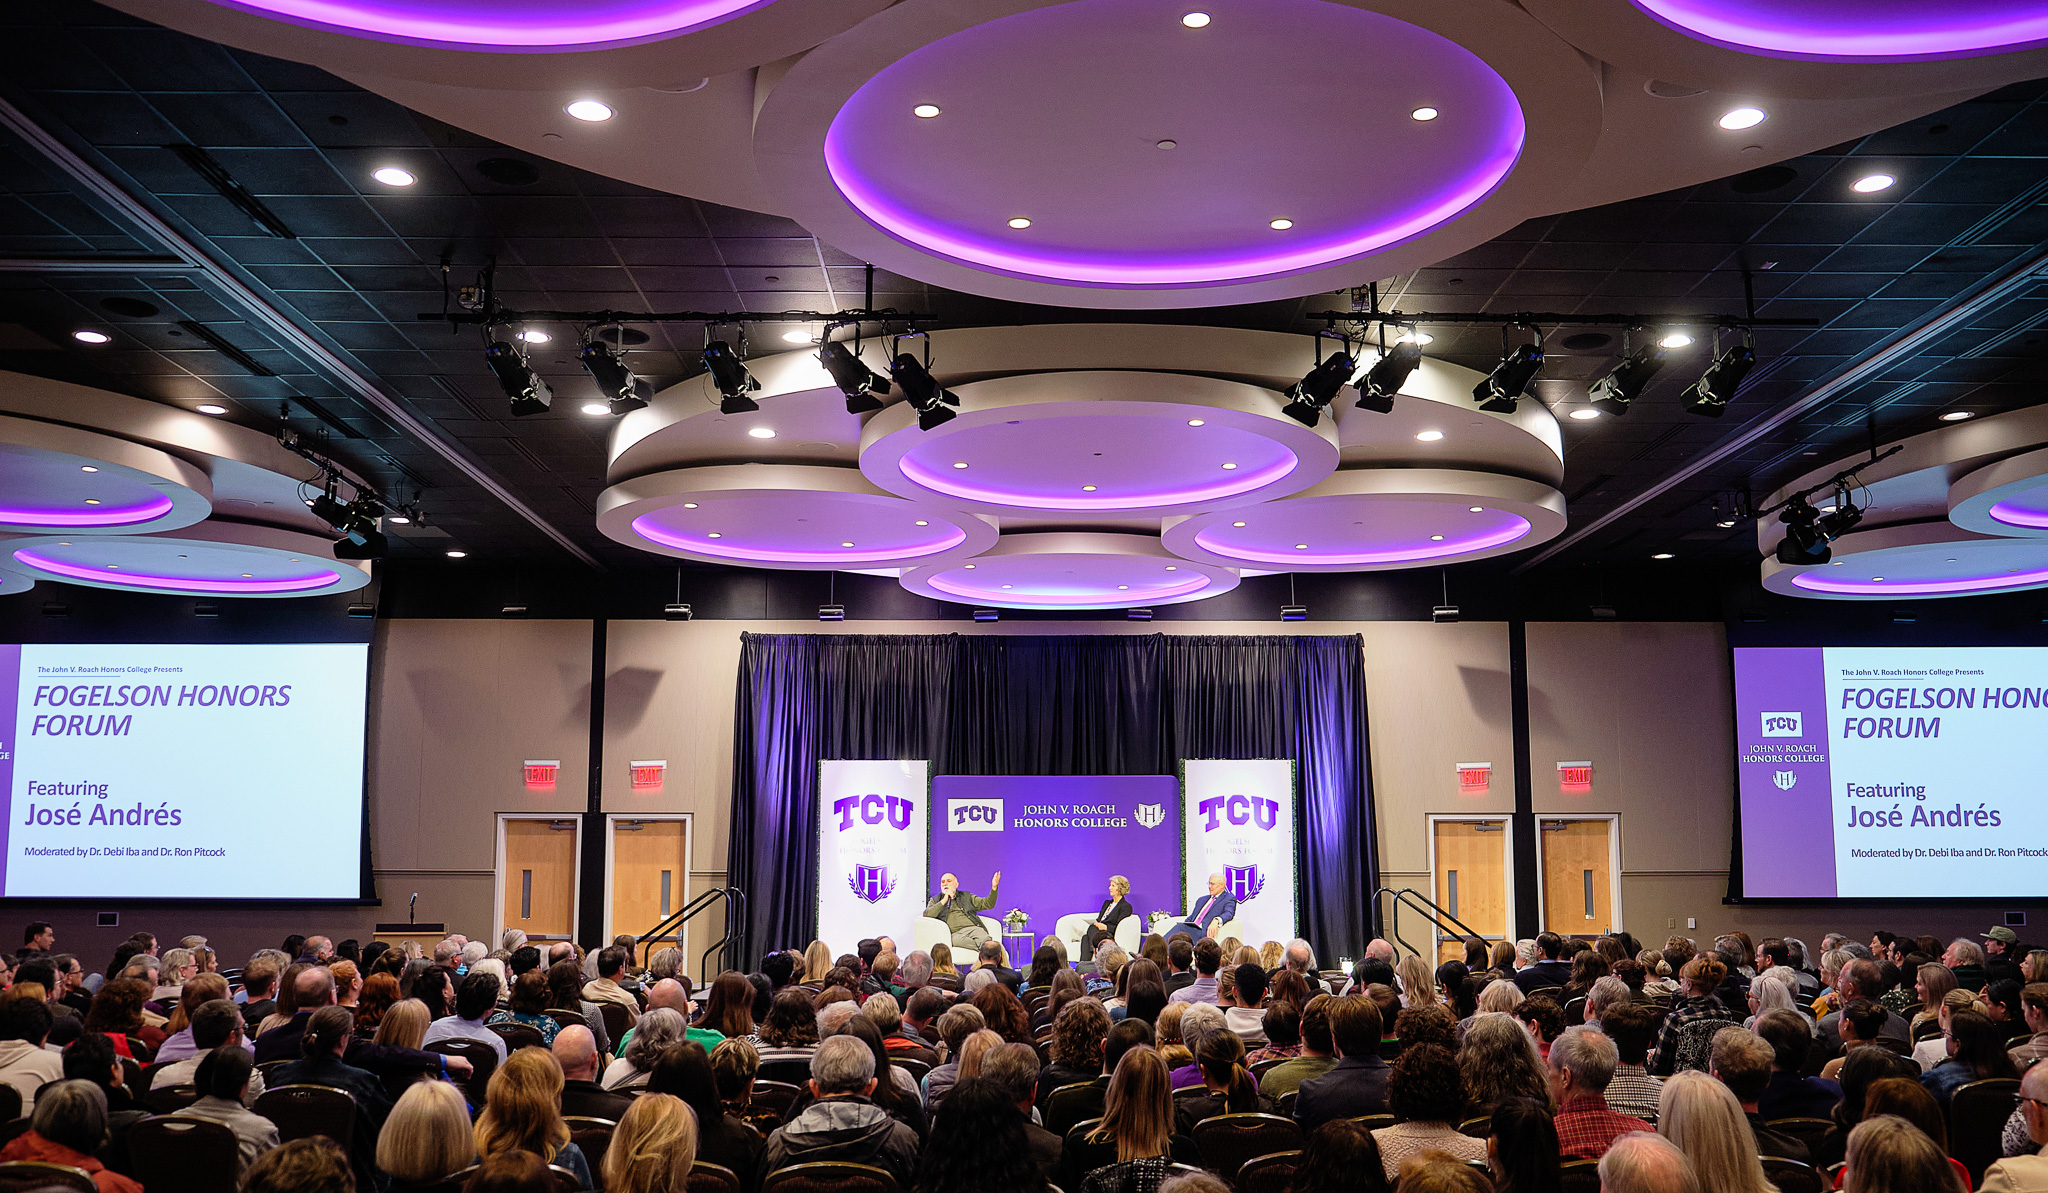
[634,886,744,976]
[1372,887,1491,961]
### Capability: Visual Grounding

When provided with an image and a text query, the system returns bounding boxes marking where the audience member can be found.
[1655,1071,1773,1193]
[1550,1026,1653,1160]
[1598,1132,1701,1193]
[274,1004,392,1190]
[582,947,642,1029]
[1924,1007,2020,1108]
[1073,1046,1194,1193]
[1489,1097,1562,1193]
[1039,997,1109,1104]
[464,1149,556,1193]
[1597,1001,1663,1121]
[1366,1043,1484,1177]
[1514,934,1574,994]
[1982,1062,2048,1193]
[760,1034,920,1185]
[602,1092,699,1193]
[1285,1119,1390,1193]
[1293,995,1389,1130]
[1707,1025,1809,1162]
[552,1024,632,1121]
[915,1077,1049,1193]
[1752,1008,1839,1120]
[603,1007,686,1091]
[0,993,61,1111]
[1460,1012,1554,1114]
[1843,1114,1968,1193]
[473,1045,593,1188]
[376,1078,475,1191]
[242,1137,354,1193]
[1169,939,1224,1006]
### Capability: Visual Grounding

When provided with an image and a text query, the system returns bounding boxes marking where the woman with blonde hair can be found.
[1259,941,1284,971]
[1489,940,1517,974]
[1397,955,1439,1010]
[376,1080,476,1190]
[1079,1046,1192,1191]
[1476,979,1523,1014]
[1910,963,1959,1032]
[1457,1012,1552,1113]
[930,942,959,978]
[1232,946,1261,970]
[1842,1114,1966,1193]
[1656,1071,1774,1193]
[801,940,833,984]
[602,1092,698,1193]
[1637,950,1678,996]
[956,1028,1002,1083]
[374,999,431,1051]
[474,1047,594,1188]
[1155,1002,1191,1069]
[1649,956,1731,1075]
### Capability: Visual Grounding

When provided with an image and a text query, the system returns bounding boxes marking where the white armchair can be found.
[1054,912,1142,963]
[912,914,1003,958]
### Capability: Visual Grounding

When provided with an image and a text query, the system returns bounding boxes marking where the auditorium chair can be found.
[393,1163,477,1193]
[0,1161,96,1191]
[911,916,1002,959]
[544,1008,585,1033]
[1347,1114,1395,1132]
[126,1116,239,1192]
[1190,1113,1303,1184]
[762,1161,901,1193]
[1951,1077,2022,1184]
[142,1083,202,1114]
[1559,1158,1601,1193]
[254,1083,358,1149]
[1053,912,1143,964]
[1563,997,1587,1026]
[487,1022,546,1051]
[1236,1150,1302,1193]
[1458,1113,1493,1138]
[1043,1077,1109,1137]
[892,1057,930,1083]
[426,1038,500,1104]
[599,1003,634,1051]
[1061,1120,1116,1191]
[1760,1157,1822,1193]
[1763,1118,1834,1153]
[749,1080,804,1123]
[1912,1018,1944,1044]
[689,1162,745,1193]
[565,1115,616,1175]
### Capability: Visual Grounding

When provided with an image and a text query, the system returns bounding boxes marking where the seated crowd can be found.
[0,921,2037,1193]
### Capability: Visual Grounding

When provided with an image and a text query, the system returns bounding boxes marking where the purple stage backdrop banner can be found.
[928,775,1182,948]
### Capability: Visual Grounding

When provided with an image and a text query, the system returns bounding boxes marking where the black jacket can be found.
[1293,1054,1391,1131]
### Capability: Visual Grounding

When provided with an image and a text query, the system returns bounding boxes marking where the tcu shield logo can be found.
[1773,770,1798,791]
[1135,803,1165,829]
[850,865,897,904]
[1224,865,1266,903]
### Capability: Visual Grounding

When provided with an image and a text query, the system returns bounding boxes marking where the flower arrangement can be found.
[1002,908,1030,930]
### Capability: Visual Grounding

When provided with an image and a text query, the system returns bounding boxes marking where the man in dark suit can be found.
[1164,873,1238,943]
[555,1025,634,1121]
[1080,876,1135,961]
[985,1042,1063,1181]
[1293,996,1391,1131]
[975,940,1022,992]
[1513,933,1575,994]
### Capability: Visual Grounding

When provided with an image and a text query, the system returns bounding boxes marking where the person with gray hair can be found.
[602,1007,685,1090]
[1549,1026,1651,1160]
[499,929,527,954]
[1283,939,1329,995]
[758,1034,920,1184]
[1820,933,1850,954]
[1176,1003,1227,1086]
[0,1078,141,1191]
[1598,1130,1700,1193]
[459,940,488,970]
[818,1000,860,1037]
[898,950,934,990]
[1586,976,1633,1030]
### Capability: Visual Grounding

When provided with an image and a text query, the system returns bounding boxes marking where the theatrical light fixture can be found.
[1587,340,1667,416]
[1281,346,1357,426]
[1774,495,1833,565]
[1682,337,1755,417]
[1658,332,1693,349]
[1940,410,1975,421]
[1354,338,1422,414]
[817,339,892,414]
[818,604,846,622]
[578,339,651,415]
[580,402,610,417]
[973,608,999,622]
[888,344,959,431]
[664,602,693,621]
[485,338,553,416]
[1127,608,1154,621]
[1473,338,1543,413]
[1280,604,1308,622]
[702,339,761,414]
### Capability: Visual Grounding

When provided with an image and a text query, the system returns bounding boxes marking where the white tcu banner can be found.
[816,760,929,957]
[1182,759,1299,945]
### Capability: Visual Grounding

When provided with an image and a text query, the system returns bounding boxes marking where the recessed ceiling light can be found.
[782,329,812,344]
[1232,521,1247,527]
[1416,430,1444,441]
[1653,553,1675,560]
[1181,11,1210,27]
[1429,535,1445,541]
[1187,418,1205,426]
[707,532,723,539]
[1118,585,1129,590]
[1165,566,1177,571]
[1940,410,1974,421]
[1469,506,1484,513]
[1718,107,1766,130]
[1394,331,1432,345]
[72,330,110,344]
[1157,140,1177,150]
[1007,217,1032,229]
[1853,173,1897,193]
[518,329,550,344]
[1001,584,1013,589]
[1411,106,1439,121]
[1081,485,1097,492]
[1294,543,1308,550]
[445,549,467,558]
[386,514,410,525]
[1221,462,1238,470]
[1871,576,1884,581]
[964,564,975,569]
[1569,408,1601,420]
[915,519,929,526]
[952,461,968,469]
[79,466,99,473]
[372,166,415,187]
[748,427,777,439]
[1659,332,1693,348]
[240,573,253,578]
[1269,218,1294,230]
[841,541,855,547]
[682,502,697,509]
[196,404,228,415]
[580,402,610,416]
[84,499,100,506]
[565,99,614,122]
[912,104,942,119]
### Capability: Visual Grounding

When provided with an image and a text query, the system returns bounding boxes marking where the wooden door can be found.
[501,819,578,942]
[1541,818,1613,940]
[612,819,690,964]
[1433,820,1507,963]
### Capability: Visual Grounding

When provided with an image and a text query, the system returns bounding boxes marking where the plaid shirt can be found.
[1604,1064,1663,1121]
[1650,994,1735,1076]
[1555,1095,1655,1160]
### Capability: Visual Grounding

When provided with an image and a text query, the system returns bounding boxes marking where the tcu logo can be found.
[947,798,1003,832]
[1197,793,1279,832]
[1760,712,1803,738]
[833,793,915,831]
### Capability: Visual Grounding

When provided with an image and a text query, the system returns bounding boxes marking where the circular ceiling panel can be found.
[1761,521,2048,600]
[1161,469,1565,571]
[6,524,369,598]
[1949,445,2048,536]
[596,464,997,570]
[859,371,1338,517]
[0,418,212,535]
[756,0,1600,307]
[1627,0,2048,62]
[0,562,33,597]
[899,531,1237,610]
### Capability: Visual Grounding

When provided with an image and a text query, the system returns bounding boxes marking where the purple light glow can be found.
[12,548,340,593]
[925,568,1213,607]
[1990,496,2048,529]
[1631,0,2048,61]
[821,0,1525,286]
[0,493,175,528]
[1191,506,1531,565]
[631,510,967,564]
[202,0,770,49]
[893,416,1299,511]
[1792,565,2048,596]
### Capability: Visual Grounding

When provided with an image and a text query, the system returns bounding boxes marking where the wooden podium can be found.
[373,922,445,956]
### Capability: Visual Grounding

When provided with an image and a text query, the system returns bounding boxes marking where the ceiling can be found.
[2,0,2048,600]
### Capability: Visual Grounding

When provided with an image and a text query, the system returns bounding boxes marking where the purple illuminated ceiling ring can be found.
[0,492,176,528]
[897,449,1297,511]
[1192,513,1531,567]
[1791,566,2048,596]
[201,0,773,49]
[1989,498,2048,529]
[924,569,1213,606]
[1629,0,2048,61]
[630,511,968,564]
[11,548,342,594]
[819,0,1527,287]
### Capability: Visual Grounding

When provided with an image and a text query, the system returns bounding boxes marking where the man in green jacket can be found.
[924,871,1001,951]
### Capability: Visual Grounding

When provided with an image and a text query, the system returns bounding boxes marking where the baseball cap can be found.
[1983,926,2019,944]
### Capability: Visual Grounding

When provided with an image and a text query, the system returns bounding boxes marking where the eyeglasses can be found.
[2023,1097,2048,1110]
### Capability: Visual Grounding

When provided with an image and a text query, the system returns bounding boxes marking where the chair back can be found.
[1910,1018,1943,1044]
[1061,1119,1117,1192]
[488,1022,547,1051]
[1564,996,1587,1026]
[599,1002,633,1048]
[143,1084,203,1114]
[547,1163,583,1192]
[1347,1113,1394,1131]
[0,1161,96,1192]
[1673,1016,1736,1073]
[1760,1157,1822,1193]
[127,1115,241,1191]
[565,1116,616,1175]
[1170,1085,1206,1110]
[759,1059,814,1086]
[1458,1113,1493,1138]
[762,1160,903,1193]
[1951,1076,2022,1184]
[751,1079,805,1124]
[1236,1150,1302,1193]
[253,1082,358,1148]
[256,1060,295,1086]
[1560,1158,1601,1193]
[1526,986,1565,1000]
[396,1163,480,1193]
[1042,1077,1108,1137]
[1762,1117,1835,1152]
[425,1038,500,1104]
[1190,1113,1303,1184]
[892,1057,930,1083]
[544,1008,585,1031]
[689,1162,745,1193]
[1248,1057,1287,1080]
[1275,1090,1297,1118]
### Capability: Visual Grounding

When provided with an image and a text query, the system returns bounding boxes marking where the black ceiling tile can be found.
[157,191,271,239]
[1749,204,1885,245]
[1976,204,2048,246]
[741,290,835,312]
[243,263,341,291]
[1814,243,1937,274]
[522,265,637,293]
[259,194,395,237]
[1870,271,1983,300]
[1831,296,1945,328]
[1905,157,2048,207]
[620,264,728,292]
[0,28,122,91]
[1647,203,1777,243]
[499,237,613,266]
[1545,203,1680,242]
[302,236,426,266]
[1586,271,1712,299]
[79,28,254,94]
[1613,241,1730,273]
[717,238,831,269]
[277,290,382,322]
[1778,272,1889,300]
[268,92,436,149]
[693,204,809,238]
[579,195,706,237]
[222,49,356,93]
[147,93,311,150]
[730,267,826,293]
[472,196,604,238]
[1850,202,2001,245]
[95,144,228,196]
[1965,114,2048,158]
[366,195,491,238]
[609,237,723,267]
[34,91,183,146]
[208,235,320,265]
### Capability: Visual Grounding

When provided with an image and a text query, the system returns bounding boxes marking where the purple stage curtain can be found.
[728,633,1374,965]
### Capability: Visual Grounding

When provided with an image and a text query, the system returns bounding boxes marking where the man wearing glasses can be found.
[1981,1064,2048,1192]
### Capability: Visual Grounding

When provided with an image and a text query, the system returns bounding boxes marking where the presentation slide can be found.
[0,642,369,900]
[1734,646,2048,899]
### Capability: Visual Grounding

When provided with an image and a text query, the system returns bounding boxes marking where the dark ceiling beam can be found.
[0,96,603,570]
[0,255,192,273]
[1512,240,2048,573]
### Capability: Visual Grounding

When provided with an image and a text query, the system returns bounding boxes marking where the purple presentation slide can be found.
[928,774,1183,945]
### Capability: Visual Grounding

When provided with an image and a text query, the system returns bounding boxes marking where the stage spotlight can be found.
[308,487,351,530]
[1473,341,1543,412]
[818,340,891,414]
[702,341,761,414]
[889,353,958,431]
[331,499,387,560]
[1774,495,1831,565]
[579,340,651,414]
[485,339,553,416]
[1682,340,1755,417]
[1817,498,1863,540]
[1281,350,1356,427]
[1354,339,1422,414]
[1587,342,1667,417]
